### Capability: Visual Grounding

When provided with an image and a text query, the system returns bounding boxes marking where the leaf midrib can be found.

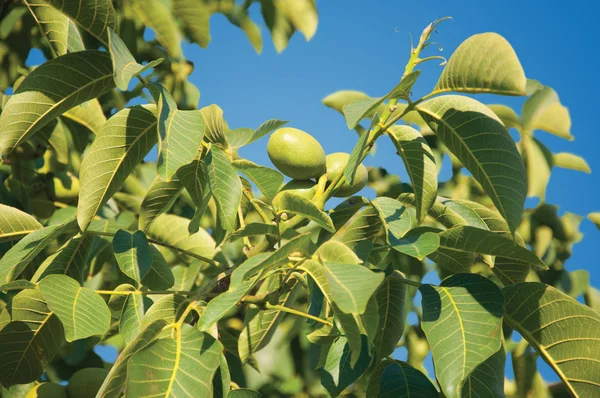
[440,286,467,382]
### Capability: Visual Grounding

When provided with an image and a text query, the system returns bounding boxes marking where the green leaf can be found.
[324,262,384,314]
[228,390,262,398]
[198,280,256,331]
[0,51,115,158]
[344,128,369,185]
[0,219,76,284]
[390,231,440,261]
[330,201,383,251]
[321,335,371,397]
[343,71,420,129]
[0,289,64,387]
[31,233,94,285]
[141,294,189,329]
[108,28,162,90]
[522,135,553,200]
[206,146,243,231]
[377,361,440,398]
[461,345,506,397]
[487,104,521,129]
[230,223,278,241]
[127,325,221,397]
[176,159,211,234]
[142,245,175,291]
[521,86,572,140]
[96,319,168,398]
[504,282,600,397]
[40,0,118,46]
[322,90,375,115]
[150,84,205,181]
[25,0,85,57]
[387,125,438,223]
[420,273,504,398]
[139,176,183,232]
[113,230,153,283]
[63,98,107,136]
[0,280,37,292]
[78,105,158,231]
[373,271,407,359]
[226,119,288,149]
[171,0,213,48]
[317,241,361,264]
[434,32,527,96]
[554,152,591,173]
[132,0,183,60]
[261,0,318,53]
[200,104,229,146]
[39,274,111,341]
[274,192,335,232]
[371,197,416,239]
[588,212,600,231]
[233,159,284,200]
[417,95,527,233]
[0,204,42,242]
[120,291,152,344]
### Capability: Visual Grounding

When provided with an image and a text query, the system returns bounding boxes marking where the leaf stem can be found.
[266,304,333,327]
[398,278,423,288]
[243,188,271,224]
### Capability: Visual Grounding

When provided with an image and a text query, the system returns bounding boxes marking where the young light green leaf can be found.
[261,0,317,53]
[0,51,115,158]
[504,282,600,397]
[274,192,335,232]
[40,0,118,46]
[31,233,94,285]
[96,319,168,398]
[0,219,77,284]
[108,28,163,90]
[323,90,374,115]
[78,105,158,231]
[487,104,521,129]
[588,212,600,231]
[234,159,284,200]
[25,0,85,57]
[139,175,183,232]
[434,32,527,96]
[321,335,371,397]
[377,361,440,398]
[324,262,384,314]
[206,146,242,231]
[343,71,421,129]
[226,119,288,149]
[127,325,222,397]
[113,230,153,283]
[553,152,591,173]
[132,0,183,60]
[197,280,255,331]
[374,271,407,359]
[317,240,361,264]
[417,95,527,233]
[0,204,42,242]
[420,273,504,398]
[387,125,438,223]
[150,84,205,181]
[200,104,229,146]
[521,86,572,140]
[389,231,440,261]
[0,289,64,387]
[39,274,111,341]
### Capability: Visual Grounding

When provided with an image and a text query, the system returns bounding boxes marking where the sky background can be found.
[173,0,598,385]
[23,0,597,388]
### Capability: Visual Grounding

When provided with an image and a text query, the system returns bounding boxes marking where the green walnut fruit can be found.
[326,152,368,197]
[25,383,68,398]
[267,128,326,179]
[272,179,317,210]
[47,172,80,202]
[67,368,109,398]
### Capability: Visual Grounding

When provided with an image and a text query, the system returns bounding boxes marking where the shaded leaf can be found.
[390,231,440,261]
[461,345,505,397]
[139,176,183,232]
[141,245,175,291]
[113,230,153,283]
[371,197,416,239]
[321,335,371,397]
[378,361,440,398]
[374,271,407,359]
[31,233,94,285]
[206,146,243,231]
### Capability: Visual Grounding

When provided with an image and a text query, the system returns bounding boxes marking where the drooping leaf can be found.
[275,192,335,232]
[504,282,600,397]
[344,129,369,186]
[0,219,76,284]
[417,95,527,232]
[139,176,183,232]
[261,0,318,53]
[226,119,288,149]
[176,159,211,233]
[487,104,521,129]
[321,335,371,397]
[141,245,175,291]
[127,325,222,397]
[132,0,183,60]
[40,0,118,46]
[233,159,284,200]
[588,212,600,231]
[522,135,553,200]
[0,51,115,158]
[206,146,243,231]
[389,231,440,261]
[150,83,205,181]
[25,0,85,57]
[387,125,438,223]
[324,262,384,314]
[108,28,162,90]
[78,106,158,231]
[460,345,506,397]
[113,230,153,283]
[31,233,94,285]
[39,274,111,341]
[373,271,407,359]
[343,71,421,129]
[554,152,591,173]
[420,273,504,398]
[521,86,572,140]
[96,319,168,398]
[0,289,64,387]
[433,32,527,96]
[0,204,42,242]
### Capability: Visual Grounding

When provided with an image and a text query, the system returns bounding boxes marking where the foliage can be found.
[0,1,597,397]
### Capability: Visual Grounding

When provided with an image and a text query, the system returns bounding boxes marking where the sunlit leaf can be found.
[233,159,284,200]
[274,192,335,232]
[522,86,572,140]
[226,119,288,149]
[0,203,42,242]
[390,231,440,261]
[139,176,183,232]
[206,146,242,231]
[132,0,183,60]
[324,262,384,314]
[554,152,591,173]
[31,233,94,285]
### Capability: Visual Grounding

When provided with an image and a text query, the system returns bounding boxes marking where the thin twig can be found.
[266,304,333,327]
